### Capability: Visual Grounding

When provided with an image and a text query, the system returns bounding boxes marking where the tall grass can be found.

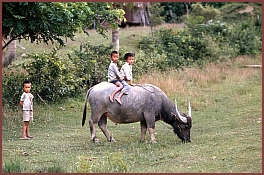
[137,55,262,101]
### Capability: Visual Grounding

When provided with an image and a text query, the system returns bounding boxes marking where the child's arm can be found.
[110,63,124,80]
[128,80,136,86]
[19,100,23,108]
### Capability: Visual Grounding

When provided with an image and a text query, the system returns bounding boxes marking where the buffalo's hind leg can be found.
[89,118,99,143]
[140,121,148,143]
[98,114,116,142]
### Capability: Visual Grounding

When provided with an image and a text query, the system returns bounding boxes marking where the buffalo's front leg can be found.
[143,112,157,143]
[148,128,157,143]
[140,121,147,143]
[98,114,116,142]
[89,119,99,142]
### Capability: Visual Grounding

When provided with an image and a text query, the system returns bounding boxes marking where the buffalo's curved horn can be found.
[175,99,187,123]
[187,98,192,118]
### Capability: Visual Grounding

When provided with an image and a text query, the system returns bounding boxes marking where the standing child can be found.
[120,53,136,86]
[19,80,34,140]
[108,51,131,105]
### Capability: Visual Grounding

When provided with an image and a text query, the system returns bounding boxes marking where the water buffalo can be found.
[82,82,192,143]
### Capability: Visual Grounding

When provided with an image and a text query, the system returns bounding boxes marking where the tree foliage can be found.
[148,3,165,35]
[2,2,125,50]
[189,3,221,23]
[160,2,188,23]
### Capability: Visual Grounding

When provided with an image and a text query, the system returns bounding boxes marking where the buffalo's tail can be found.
[82,86,94,126]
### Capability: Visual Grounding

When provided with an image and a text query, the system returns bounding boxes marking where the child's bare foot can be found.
[109,95,114,102]
[115,98,122,105]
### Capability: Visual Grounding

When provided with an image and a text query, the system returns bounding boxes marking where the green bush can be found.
[139,13,261,70]
[139,28,212,69]
[22,49,83,102]
[2,44,120,105]
[2,67,28,108]
[67,43,113,88]
[220,3,261,24]
[228,17,262,55]
[190,3,221,23]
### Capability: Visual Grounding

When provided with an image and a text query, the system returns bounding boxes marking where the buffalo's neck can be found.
[160,98,175,125]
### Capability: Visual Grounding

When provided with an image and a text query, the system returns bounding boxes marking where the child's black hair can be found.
[111,51,118,57]
[22,80,31,87]
[124,53,135,60]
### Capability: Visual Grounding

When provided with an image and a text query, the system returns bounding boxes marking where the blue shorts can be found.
[110,80,119,84]
[110,80,131,95]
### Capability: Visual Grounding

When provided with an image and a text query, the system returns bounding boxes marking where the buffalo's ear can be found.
[171,112,187,124]
[171,112,177,120]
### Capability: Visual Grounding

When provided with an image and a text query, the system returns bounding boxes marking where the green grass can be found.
[15,26,153,59]
[14,23,185,60]
[2,57,262,172]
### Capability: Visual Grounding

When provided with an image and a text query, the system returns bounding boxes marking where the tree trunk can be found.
[140,9,146,26]
[3,36,17,67]
[185,2,189,18]
[112,27,119,51]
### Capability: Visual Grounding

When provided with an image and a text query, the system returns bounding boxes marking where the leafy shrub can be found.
[228,17,262,55]
[220,3,260,23]
[133,50,169,75]
[139,13,261,70]
[2,67,28,108]
[22,48,83,102]
[2,44,120,104]
[139,28,212,69]
[67,43,113,88]
[190,3,221,23]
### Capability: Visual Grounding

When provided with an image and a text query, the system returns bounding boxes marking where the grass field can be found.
[2,52,262,172]
[14,23,184,59]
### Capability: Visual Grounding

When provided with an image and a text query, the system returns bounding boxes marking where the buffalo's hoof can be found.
[150,140,157,144]
[182,140,191,143]
[107,136,116,142]
[140,140,148,143]
[92,137,99,143]
[109,138,116,142]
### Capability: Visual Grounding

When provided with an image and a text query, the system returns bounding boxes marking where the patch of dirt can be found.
[238,5,254,15]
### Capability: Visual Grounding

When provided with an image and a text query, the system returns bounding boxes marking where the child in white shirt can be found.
[19,80,34,140]
[120,53,136,86]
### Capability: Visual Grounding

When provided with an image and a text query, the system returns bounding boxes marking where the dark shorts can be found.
[110,80,119,84]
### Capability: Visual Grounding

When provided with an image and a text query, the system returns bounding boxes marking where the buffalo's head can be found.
[171,98,192,143]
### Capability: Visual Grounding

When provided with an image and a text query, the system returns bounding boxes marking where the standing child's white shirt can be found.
[20,92,34,111]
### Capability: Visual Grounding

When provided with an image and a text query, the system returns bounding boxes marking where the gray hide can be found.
[82,82,192,143]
